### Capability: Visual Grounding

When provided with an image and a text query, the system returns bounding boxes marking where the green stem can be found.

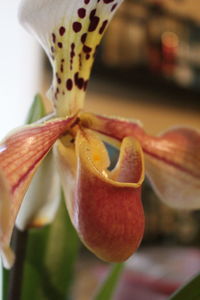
[94,263,124,300]
[7,228,28,300]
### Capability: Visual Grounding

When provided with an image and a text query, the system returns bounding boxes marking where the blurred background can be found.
[1,0,200,299]
[0,1,42,139]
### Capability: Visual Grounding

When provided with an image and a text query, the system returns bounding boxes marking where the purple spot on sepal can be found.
[111,3,118,11]
[52,33,56,43]
[78,8,86,18]
[99,20,108,34]
[81,33,87,44]
[83,45,92,53]
[66,79,73,90]
[89,16,100,32]
[59,26,66,36]
[103,0,115,3]
[73,22,82,33]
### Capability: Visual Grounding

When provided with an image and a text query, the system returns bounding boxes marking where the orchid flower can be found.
[0,0,199,269]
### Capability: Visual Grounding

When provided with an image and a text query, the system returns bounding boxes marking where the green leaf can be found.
[44,192,80,300]
[26,94,46,124]
[94,263,124,300]
[2,268,9,300]
[21,226,51,300]
[20,192,79,300]
[168,272,200,300]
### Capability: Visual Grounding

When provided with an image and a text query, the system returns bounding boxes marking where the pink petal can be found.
[0,117,74,268]
[144,127,200,209]
[80,112,200,210]
[79,111,145,141]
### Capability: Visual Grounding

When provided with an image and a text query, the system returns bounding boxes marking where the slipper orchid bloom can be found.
[0,0,144,268]
[0,0,199,269]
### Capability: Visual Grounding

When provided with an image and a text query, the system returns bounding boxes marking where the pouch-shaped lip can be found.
[70,129,145,262]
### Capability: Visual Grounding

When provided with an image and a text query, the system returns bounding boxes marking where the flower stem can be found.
[7,228,28,300]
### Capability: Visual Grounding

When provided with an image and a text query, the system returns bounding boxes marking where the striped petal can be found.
[144,127,200,210]
[0,117,74,268]
[16,150,60,231]
[0,171,14,269]
[56,129,145,262]
[80,112,200,210]
[19,0,124,116]
[79,112,144,141]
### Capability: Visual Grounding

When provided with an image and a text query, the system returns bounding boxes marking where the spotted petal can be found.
[0,117,74,268]
[56,129,144,262]
[19,0,124,117]
[80,112,200,210]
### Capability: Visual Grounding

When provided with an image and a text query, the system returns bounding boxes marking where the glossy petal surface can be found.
[0,117,74,268]
[19,0,124,116]
[81,112,200,210]
[57,129,145,262]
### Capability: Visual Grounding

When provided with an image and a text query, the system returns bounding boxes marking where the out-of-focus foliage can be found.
[169,272,200,300]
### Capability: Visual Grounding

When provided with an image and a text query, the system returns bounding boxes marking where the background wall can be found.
[0,1,42,139]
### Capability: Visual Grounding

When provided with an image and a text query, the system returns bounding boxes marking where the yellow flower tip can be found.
[27,218,49,229]
[1,245,15,270]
